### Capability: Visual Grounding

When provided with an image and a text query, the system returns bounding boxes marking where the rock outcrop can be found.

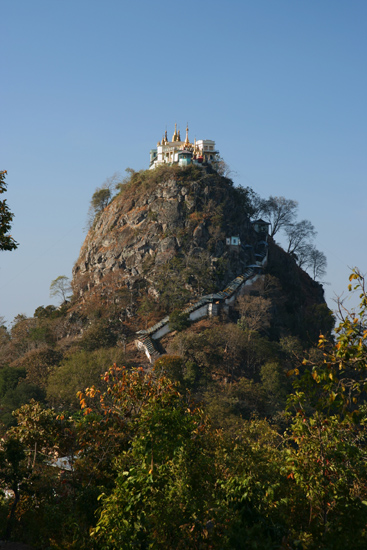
[72,165,258,300]
[72,164,331,343]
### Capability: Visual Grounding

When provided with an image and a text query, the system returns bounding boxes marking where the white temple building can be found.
[149,124,217,169]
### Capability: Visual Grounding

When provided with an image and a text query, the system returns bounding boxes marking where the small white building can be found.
[226,236,241,247]
[149,124,218,169]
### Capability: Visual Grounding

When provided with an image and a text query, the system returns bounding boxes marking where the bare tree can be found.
[250,191,327,279]
[258,196,298,237]
[50,276,72,303]
[246,189,264,219]
[304,247,327,280]
[294,243,315,269]
[285,219,317,258]
[236,295,272,333]
[212,156,233,177]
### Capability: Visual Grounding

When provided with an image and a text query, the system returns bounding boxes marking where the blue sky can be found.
[1,0,367,324]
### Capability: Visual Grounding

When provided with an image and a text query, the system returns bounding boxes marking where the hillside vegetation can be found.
[2,165,365,549]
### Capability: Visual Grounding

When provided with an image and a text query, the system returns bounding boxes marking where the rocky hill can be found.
[72,164,331,342]
[73,165,256,297]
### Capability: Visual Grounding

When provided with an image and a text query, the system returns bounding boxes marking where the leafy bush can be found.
[80,320,117,351]
[46,347,127,410]
[169,310,191,332]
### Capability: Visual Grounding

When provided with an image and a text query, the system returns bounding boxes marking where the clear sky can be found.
[2,0,367,325]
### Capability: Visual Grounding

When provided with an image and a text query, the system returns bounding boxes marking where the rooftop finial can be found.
[172,122,178,142]
[185,123,189,145]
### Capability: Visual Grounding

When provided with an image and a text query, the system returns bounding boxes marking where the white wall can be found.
[152,323,171,340]
[189,304,208,321]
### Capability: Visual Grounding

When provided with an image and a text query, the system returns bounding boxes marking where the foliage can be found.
[285,268,367,547]
[1,269,366,550]
[221,419,289,549]
[46,347,127,410]
[169,321,279,387]
[91,378,224,549]
[0,170,18,252]
[0,366,26,398]
[169,310,191,332]
[79,319,118,351]
[0,436,27,539]
[0,367,46,429]
[154,248,221,312]
[86,172,122,230]
[1,401,83,546]
[34,304,59,318]
[231,184,257,217]
[155,256,192,311]
[236,294,272,333]
[0,161,355,547]
[11,348,62,389]
[286,411,367,548]
[154,355,185,385]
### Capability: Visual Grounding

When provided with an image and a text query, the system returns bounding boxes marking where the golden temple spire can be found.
[184,123,190,146]
[172,122,178,142]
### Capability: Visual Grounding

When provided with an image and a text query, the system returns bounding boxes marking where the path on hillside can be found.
[135,238,269,362]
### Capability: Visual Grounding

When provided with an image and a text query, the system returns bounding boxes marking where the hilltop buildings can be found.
[149,124,217,169]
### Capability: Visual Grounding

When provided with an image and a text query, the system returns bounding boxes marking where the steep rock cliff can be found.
[72,165,257,300]
[72,164,331,341]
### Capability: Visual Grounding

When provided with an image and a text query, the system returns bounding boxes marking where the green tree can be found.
[0,378,46,429]
[221,419,290,549]
[0,437,27,539]
[89,368,225,549]
[12,347,62,389]
[154,355,185,385]
[285,268,367,548]
[46,347,126,410]
[86,172,122,229]
[0,366,26,398]
[2,401,82,547]
[80,319,118,352]
[0,170,18,251]
[0,367,45,429]
[169,310,191,332]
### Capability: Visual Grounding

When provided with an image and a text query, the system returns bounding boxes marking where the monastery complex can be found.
[149,124,218,169]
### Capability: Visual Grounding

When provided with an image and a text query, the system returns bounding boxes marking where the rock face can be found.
[72,164,331,341]
[72,166,258,299]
